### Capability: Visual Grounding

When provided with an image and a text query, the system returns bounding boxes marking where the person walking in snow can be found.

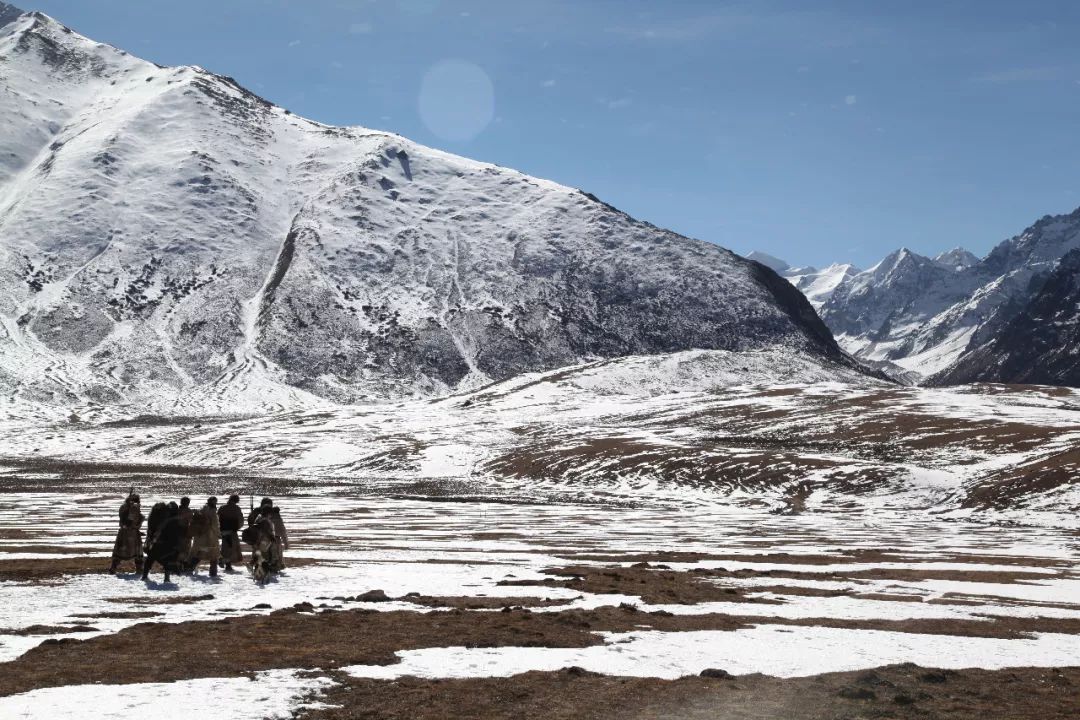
[177,496,194,570]
[188,496,221,577]
[250,498,285,572]
[109,492,144,574]
[248,497,273,527]
[143,501,168,555]
[270,506,288,570]
[218,494,245,572]
[142,502,183,583]
[244,499,279,582]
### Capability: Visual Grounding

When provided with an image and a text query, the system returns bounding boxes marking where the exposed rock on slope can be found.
[0,9,859,411]
[934,248,1080,386]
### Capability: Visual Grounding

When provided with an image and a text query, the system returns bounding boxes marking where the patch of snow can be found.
[0,669,336,719]
[343,625,1080,680]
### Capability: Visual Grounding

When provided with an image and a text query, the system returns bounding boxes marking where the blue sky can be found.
[26,0,1080,269]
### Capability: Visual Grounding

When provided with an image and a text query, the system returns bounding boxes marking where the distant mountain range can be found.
[0,5,858,413]
[751,206,1080,385]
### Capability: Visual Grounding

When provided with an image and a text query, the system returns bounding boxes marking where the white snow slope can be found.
[2,348,1078,518]
[744,252,860,312]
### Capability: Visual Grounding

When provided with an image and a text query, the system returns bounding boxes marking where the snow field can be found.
[2,491,1077,675]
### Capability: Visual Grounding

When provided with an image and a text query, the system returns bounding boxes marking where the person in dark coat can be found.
[248,497,273,527]
[142,502,183,583]
[218,495,245,571]
[143,502,167,555]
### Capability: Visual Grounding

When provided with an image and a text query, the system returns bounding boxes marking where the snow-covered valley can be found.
[1,463,1078,716]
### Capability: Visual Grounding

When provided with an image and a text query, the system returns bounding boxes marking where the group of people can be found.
[109,493,289,583]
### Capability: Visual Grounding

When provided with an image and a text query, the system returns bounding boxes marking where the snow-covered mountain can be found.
[933,247,979,272]
[936,247,1080,386]
[819,248,979,376]
[797,207,1080,382]
[744,252,860,311]
[783,263,861,310]
[0,7,859,412]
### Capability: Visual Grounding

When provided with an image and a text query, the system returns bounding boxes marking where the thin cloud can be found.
[845,94,857,105]
[349,22,374,35]
[287,39,301,47]
[973,66,1060,84]
[602,97,632,110]
[541,79,556,88]
[607,7,883,48]
[606,13,747,42]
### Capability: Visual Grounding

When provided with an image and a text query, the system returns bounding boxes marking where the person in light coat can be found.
[189,496,221,577]
[270,506,288,570]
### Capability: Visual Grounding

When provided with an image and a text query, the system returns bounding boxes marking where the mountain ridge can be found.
[756,204,1080,383]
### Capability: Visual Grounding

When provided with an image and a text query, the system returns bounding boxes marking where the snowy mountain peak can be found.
[745,251,790,273]
[887,246,916,263]
[933,247,979,271]
[783,263,859,311]
[867,247,933,282]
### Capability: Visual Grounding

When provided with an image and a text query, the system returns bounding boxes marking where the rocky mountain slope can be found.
[935,247,1080,386]
[758,206,1080,384]
[0,6,857,413]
